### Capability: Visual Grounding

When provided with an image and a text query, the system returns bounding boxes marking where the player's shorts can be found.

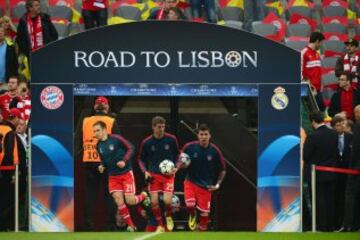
[108,170,136,195]
[184,180,211,213]
[148,173,175,193]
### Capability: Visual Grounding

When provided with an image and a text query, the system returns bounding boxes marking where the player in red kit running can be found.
[178,124,226,231]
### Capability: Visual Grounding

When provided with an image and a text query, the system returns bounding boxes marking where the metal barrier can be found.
[311,164,360,232]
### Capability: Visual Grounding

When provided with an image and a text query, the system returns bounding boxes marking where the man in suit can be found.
[303,111,339,231]
[331,115,353,228]
[340,105,360,231]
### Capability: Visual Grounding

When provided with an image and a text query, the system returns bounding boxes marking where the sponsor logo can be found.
[40,86,64,110]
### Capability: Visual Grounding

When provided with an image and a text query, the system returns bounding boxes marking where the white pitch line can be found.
[134,232,163,240]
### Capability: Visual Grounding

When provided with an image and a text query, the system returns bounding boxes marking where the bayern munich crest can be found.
[40,86,64,110]
[271,87,289,110]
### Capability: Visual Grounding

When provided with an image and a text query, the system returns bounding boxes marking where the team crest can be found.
[109,144,114,151]
[193,152,198,158]
[164,144,170,150]
[207,155,212,161]
[151,145,156,151]
[271,86,289,110]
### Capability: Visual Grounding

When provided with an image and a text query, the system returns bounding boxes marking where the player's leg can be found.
[149,174,166,230]
[184,180,197,231]
[196,187,212,231]
[123,171,148,206]
[109,175,136,231]
[163,176,175,231]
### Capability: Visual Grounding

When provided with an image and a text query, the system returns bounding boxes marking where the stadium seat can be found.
[322,72,338,87]
[321,40,346,55]
[114,5,142,20]
[287,6,312,19]
[69,22,85,35]
[322,6,346,17]
[220,6,244,22]
[322,87,336,107]
[183,7,192,20]
[321,23,347,34]
[49,5,73,22]
[11,3,26,20]
[321,57,339,69]
[251,21,277,37]
[285,39,307,52]
[286,23,311,38]
[224,20,243,30]
[53,22,70,39]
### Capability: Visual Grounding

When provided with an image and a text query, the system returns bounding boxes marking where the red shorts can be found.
[149,173,174,193]
[184,180,211,213]
[108,171,136,195]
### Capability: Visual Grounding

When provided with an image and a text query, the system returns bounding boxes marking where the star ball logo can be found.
[271,86,289,111]
[40,86,64,110]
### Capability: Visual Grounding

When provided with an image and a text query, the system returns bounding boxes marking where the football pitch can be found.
[0,232,360,240]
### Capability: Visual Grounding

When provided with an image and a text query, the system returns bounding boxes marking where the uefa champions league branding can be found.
[74,50,258,69]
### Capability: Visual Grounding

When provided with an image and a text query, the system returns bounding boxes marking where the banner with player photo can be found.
[31,21,301,232]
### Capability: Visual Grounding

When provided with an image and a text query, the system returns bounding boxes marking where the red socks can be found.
[152,206,164,226]
[118,203,134,227]
[199,212,209,231]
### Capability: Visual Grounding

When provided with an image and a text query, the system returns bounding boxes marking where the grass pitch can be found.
[0,232,360,240]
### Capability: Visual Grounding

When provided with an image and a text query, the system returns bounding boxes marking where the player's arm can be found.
[113,135,134,168]
[137,139,151,179]
[96,144,105,173]
[208,146,226,191]
[170,135,180,174]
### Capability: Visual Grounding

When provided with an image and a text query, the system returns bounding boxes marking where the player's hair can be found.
[309,111,324,124]
[197,124,210,133]
[309,32,325,43]
[152,116,166,126]
[26,0,40,11]
[7,75,19,84]
[331,115,345,127]
[93,120,107,129]
[340,73,352,82]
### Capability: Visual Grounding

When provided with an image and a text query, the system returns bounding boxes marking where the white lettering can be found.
[120,51,136,67]
[243,51,257,68]
[104,51,119,68]
[211,51,224,67]
[154,51,170,68]
[178,51,190,68]
[74,51,89,67]
[88,51,105,68]
[197,51,210,68]
[141,51,156,68]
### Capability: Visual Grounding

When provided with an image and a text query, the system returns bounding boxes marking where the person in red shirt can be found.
[335,38,360,88]
[82,0,108,30]
[329,73,360,119]
[0,76,21,120]
[301,32,325,110]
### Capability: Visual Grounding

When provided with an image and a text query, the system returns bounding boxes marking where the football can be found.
[171,194,180,208]
[159,159,175,175]
[178,152,191,168]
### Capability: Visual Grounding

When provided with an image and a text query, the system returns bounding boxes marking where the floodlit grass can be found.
[0,232,360,240]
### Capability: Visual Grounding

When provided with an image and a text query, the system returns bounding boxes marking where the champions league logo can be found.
[74,50,258,69]
[40,86,64,110]
[271,87,289,111]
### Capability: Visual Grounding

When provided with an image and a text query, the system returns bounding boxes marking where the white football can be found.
[159,159,175,175]
[178,152,191,168]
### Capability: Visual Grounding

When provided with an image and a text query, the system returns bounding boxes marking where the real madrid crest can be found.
[271,86,289,110]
